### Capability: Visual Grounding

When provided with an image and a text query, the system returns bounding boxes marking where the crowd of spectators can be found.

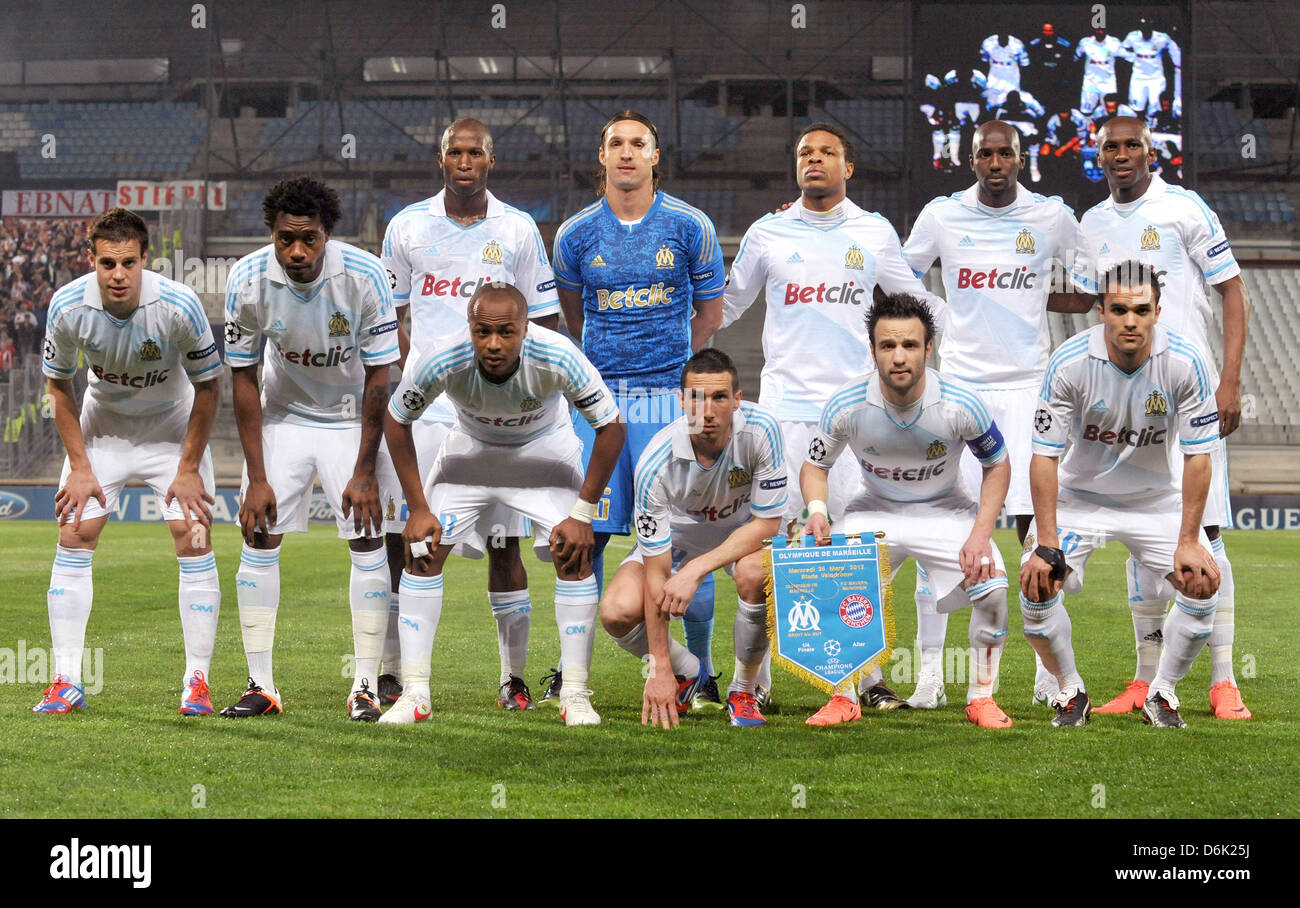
[1,219,89,382]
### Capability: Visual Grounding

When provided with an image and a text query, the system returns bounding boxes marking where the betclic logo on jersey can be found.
[784,280,866,306]
[420,274,500,300]
[955,266,1038,290]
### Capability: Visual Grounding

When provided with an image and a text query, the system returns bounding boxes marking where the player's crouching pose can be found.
[1021,262,1221,728]
[36,208,223,715]
[223,177,402,720]
[801,293,1014,729]
[381,282,624,726]
[600,349,785,729]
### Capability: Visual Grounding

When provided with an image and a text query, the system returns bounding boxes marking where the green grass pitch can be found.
[0,523,1295,818]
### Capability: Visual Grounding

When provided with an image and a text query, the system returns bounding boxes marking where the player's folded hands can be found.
[1172,540,1221,600]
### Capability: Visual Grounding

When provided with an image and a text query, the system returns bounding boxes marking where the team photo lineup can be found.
[31,100,1251,737]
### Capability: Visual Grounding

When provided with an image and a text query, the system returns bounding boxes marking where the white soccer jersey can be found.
[382,190,559,423]
[1070,174,1239,377]
[224,240,400,427]
[1033,324,1219,508]
[43,270,221,418]
[980,35,1029,93]
[1123,30,1180,80]
[388,323,617,445]
[633,402,787,556]
[1074,35,1129,90]
[808,368,1007,508]
[905,184,1079,387]
[721,199,946,422]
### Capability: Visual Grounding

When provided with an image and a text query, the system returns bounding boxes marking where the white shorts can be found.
[839,499,1008,605]
[784,420,861,523]
[391,419,532,556]
[1128,76,1166,113]
[1079,86,1109,116]
[425,427,584,562]
[241,422,402,539]
[1022,494,1215,595]
[959,384,1036,516]
[1170,435,1232,529]
[60,435,215,524]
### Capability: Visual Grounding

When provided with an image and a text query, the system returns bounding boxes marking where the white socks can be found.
[1125,555,1169,684]
[729,599,768,695]
[381,590,401,681]
[397,571,444,696]
[349,547,389,693]
[1020,591,1085,694]
[1151,593,1217,700]
[612,622,700,680]
[555,577,598,694]
[1208,537,1237,686]
[236,543,281,692]
[490,588,532,684]
[915,563,946,678]
[177,552,220,683]
[48,545,94,686]
[966,587,1008,702]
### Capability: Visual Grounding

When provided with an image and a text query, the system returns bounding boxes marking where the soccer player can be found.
[1022,261,1221,728]
[902,120,1079,710]
[600,349,785,729]
[222,177,401,720]
[552,110,726,707]
[381,118,560,711]
[1122,23,1181,117]
[1074,27,1130,117]
[979,34,1030,109]
[36,207,222,715]
[1058,117,1251,719]
[723,121,947,711]
[801,293,1013,728]
[1027,23,1074,115]
[380,282,624,726]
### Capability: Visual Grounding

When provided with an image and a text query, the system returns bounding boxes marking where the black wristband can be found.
[1035,545,1068,582]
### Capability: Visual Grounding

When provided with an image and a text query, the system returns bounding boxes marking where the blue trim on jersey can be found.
[1203,259,1233,280]
[522,338,586,386]
[1179,436,1219,447]
[361,345,399,361]
[186,361,223,378]
[1166,186,1217,232]
[340,251,389,302]
[1035,440,1067,449]
[1166,336,1211,399]
[738,404,785,469]
[225,349,259,362]
[820,383,870,433]
[633,439,675,512]
[48,286,87,324]
[750,498,786,512]
[160,287,208,338]
[1041,335,1091,395]
[387,398,411,424]
[937,378,993,428]
[414,346,475,387]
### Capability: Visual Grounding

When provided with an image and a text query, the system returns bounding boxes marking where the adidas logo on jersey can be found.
[590,255,607,268]
[786,252,804,264]
[1090,399,1109,411]
[959,235,975,247]
[1098,242,1110,255]
[270,320,286,332]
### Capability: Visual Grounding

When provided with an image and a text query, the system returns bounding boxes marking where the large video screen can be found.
[912,2,1187,215]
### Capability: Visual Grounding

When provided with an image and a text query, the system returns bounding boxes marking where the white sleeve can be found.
[720,224,766,330]
[807,399,850,470]
[902,203,942,277]
[222,271,263,368]
[380,217,411,306]
[1180,194,1240,285]
[515,219,561,319]
[875,229,947,327]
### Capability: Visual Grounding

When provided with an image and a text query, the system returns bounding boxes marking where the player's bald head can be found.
[972,121,1020,157]
[1097,116,1153,153]
[440,118,493,156]
[467,281,527,321]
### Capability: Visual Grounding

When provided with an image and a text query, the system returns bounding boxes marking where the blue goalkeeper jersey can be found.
[553,192,725,389]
